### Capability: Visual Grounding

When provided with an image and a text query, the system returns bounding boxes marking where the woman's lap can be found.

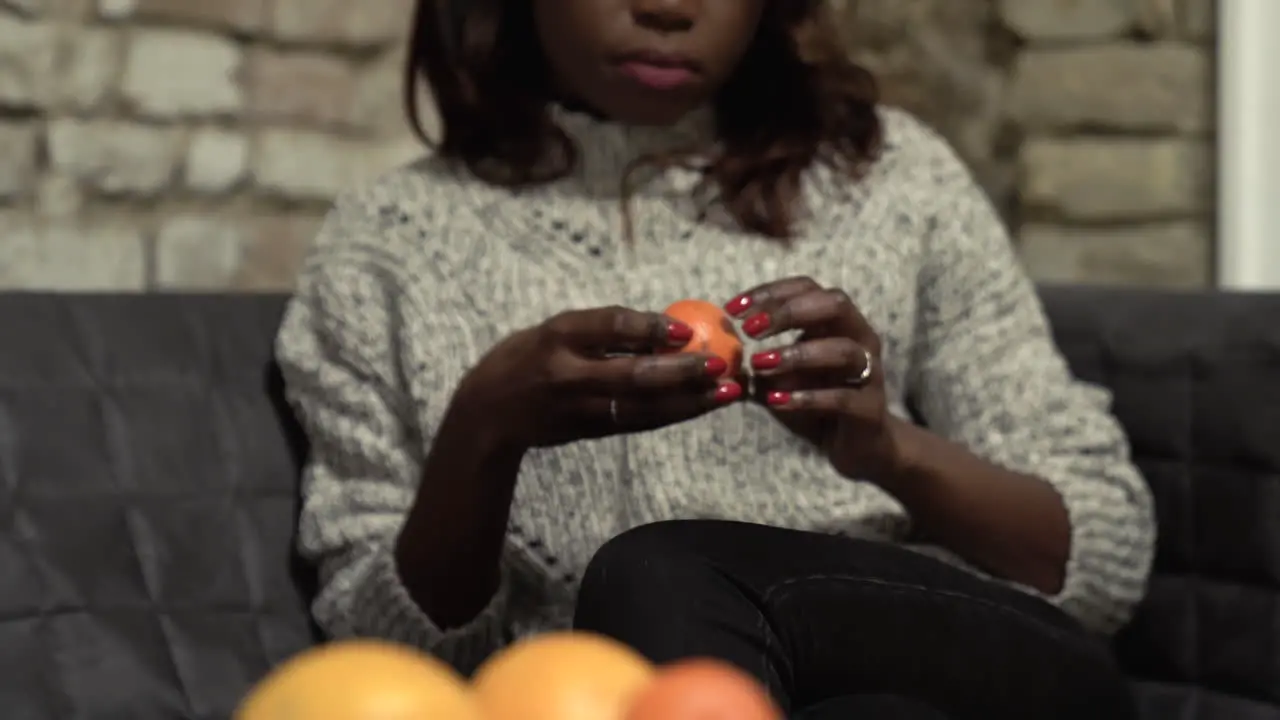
[571,519,1135,720]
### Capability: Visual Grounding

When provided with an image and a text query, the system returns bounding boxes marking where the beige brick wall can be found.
[0,0,1216,291]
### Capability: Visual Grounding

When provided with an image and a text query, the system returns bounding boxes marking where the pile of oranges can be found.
[235,631,781,720]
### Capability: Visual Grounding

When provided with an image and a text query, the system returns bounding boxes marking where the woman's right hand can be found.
[452,306,742,449]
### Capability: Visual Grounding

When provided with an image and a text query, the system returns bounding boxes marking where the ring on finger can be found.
[848,347,874,387]
[609,397,620,424]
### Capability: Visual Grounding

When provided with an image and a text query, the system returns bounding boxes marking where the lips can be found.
[619,62,696,90]
[615,51,700,91]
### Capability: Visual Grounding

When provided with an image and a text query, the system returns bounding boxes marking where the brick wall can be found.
[0,0,1216,291]
[842,0,1216,287]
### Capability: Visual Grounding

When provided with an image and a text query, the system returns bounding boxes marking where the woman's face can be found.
[533,0,767,126]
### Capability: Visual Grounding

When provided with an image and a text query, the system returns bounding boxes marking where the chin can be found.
[606,98,702,127]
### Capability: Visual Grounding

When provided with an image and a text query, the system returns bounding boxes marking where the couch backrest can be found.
[1040,286,1280,720]
[0,293,315,720]
[0,289,1276,720]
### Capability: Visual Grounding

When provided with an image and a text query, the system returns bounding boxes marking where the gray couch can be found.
[0,287,1276,720]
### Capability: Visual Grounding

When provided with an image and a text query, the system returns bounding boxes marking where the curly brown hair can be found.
[404,0,882,240]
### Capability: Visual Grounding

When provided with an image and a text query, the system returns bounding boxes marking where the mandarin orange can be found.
[473,631,657,720]
[234,639,480,720]
[627,658,782,720]
[662,299,744,379]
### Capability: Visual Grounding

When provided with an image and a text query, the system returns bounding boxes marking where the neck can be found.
[550,103,716,195]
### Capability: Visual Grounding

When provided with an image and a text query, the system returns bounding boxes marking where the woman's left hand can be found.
[726,277,907,483]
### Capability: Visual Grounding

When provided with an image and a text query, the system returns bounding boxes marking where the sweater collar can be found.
[550,103,716,195]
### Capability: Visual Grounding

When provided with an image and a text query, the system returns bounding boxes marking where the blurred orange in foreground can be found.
[628,658,783,720]
[663,299,744,379]
[234,639,480,720]
[473,631,657,720]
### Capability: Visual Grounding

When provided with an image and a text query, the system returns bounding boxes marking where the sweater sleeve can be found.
[275,193,511,672]
[903,123,1156,635]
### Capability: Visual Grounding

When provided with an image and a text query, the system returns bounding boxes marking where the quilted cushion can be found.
[0,288,1276,720]
[0,293,316,720]
[1042,286,1280,720]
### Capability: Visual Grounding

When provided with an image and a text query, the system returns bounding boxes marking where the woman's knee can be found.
[572,521,781,677]
[577,520,716,604]
[573,519,772,637]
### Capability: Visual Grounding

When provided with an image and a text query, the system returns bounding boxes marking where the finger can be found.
[749,337,873,380]
[724,276,821,317]
[763,387,877,416]
[742,288,876,344]
[592,381,744,432]
[550,351,726,394]
[546,306,691,353]
[750,371,803,395]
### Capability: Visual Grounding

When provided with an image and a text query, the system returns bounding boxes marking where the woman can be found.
[275,1,1156,717]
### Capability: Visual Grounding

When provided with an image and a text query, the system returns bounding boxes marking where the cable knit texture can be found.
[275,106,1156,673]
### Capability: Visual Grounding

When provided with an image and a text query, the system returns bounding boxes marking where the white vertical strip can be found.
[1217,0,1280,289]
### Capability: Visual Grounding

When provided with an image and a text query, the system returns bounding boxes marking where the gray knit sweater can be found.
[275,106,1155,673]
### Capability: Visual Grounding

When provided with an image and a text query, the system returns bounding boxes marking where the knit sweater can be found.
[274,106,1156,673]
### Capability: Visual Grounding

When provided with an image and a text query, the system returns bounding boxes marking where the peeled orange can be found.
[628,658,782,720]
[234,639,480,720]
[662,299,744,379]
[473,631,657,720]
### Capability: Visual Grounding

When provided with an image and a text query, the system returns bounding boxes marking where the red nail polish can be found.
[715,382,743,403]
[725,295,753,316]
[667,321,693,343]
[704,356,729,377]
[766,390,791,407]
[742,313,771,337]
[751,351,781,370]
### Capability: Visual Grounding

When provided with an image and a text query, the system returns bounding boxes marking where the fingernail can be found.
[667,321,693,343]
[704,356,729,377]
[715,382,743,403]
[766,390,791,407]
[751,351,781,371]
[742,313,771,337]
[724,294,753,316]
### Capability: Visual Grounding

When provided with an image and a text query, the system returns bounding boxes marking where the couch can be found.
[0,287,1275,720]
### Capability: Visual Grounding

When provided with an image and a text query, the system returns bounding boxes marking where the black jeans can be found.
[572,520,1135,720]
